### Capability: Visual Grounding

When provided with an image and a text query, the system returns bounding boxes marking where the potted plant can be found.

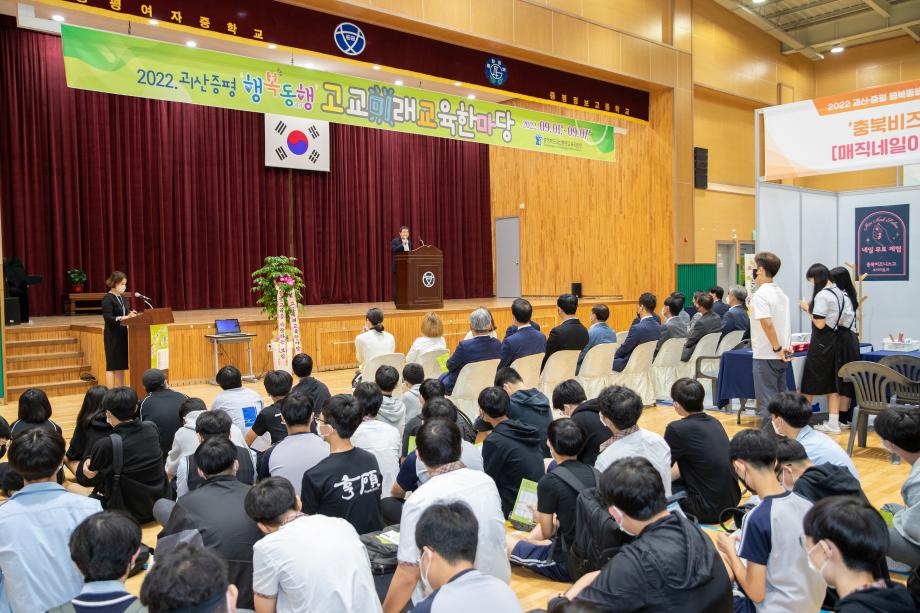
[66,268,87,293]
[250,256,305,321]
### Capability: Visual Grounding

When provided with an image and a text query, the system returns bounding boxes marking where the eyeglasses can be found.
[798,534,820,554]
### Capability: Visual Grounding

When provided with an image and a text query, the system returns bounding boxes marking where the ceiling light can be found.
[467,94,476,99]
[395,79,404,86]
[186,40,197,48]
[830,44,844,53]
[148,19,159,25]
[752,0,766,4]
[268,43,277,49]
[453,81,462,86]
[372,65,381,70]
[51,14,65,22]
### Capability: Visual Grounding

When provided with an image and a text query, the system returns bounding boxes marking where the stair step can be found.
[7,338,77,348]
[7,351,84,363]
[8,379,93,393]
[7,364,91,377]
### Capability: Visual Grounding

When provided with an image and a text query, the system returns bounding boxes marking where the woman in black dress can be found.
[102,271,136,387]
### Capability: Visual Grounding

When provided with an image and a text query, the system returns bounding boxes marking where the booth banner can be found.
[61,25,616,162]
[855,204,910,281]
[762,79,920,180]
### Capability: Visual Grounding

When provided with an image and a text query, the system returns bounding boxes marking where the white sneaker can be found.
[814,422,841,434]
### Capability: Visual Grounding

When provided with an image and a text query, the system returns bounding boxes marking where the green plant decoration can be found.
[250,256,305,321]
[66,268,87,285]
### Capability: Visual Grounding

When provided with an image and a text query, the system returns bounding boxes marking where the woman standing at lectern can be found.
[101,271,136,387]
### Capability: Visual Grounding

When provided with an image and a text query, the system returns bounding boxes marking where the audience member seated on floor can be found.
[51,511,142,613]
[665,378,740,524]
[403,378,476,455]
[175,410,256,499]
[543,294,590,370]
[710,286,729,318]
[681,293,721,362]
[157,437,263,610]
[775,438,867,505]
[138,368,188,458]
[721,285,751,341]
[768,391,859,478]
[550,457,733,613]
[495,366,553,456]
[508,418,595,583]
[246,369,293,447]
[355,307,397,380]
[595,386,671,496]
[656,295,689,357]
[499,298,547,369]
[301,394,384,535]
[406,312,448,364]
[874,409,920,570]
[211,365,263,432]
[613,293,660,372]
[352,381,401,494]
[552,380,611,467]
[802,497,920,613]
[0,415,10,493]
[165,398,247,479]
[376,365,407,436]
[79,387,168,523]
[257,390,329,497]
[245,477,381,613]
[402,362,425,424]
[413,502,524,613]
[290,352,331,414]
[65,385,110,477]
[139,543,237,613]
[10,387,63,436]
[576,304,617,375]
[479,386,546,517]
[439,307,502,394]
[0,429,102,613]
[715,429,825,613]
[383,418,510,613]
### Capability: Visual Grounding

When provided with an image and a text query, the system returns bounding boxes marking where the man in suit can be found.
[542,293,589,370]
[576,304,617,374]
[681,293,722,362]
[391,226,412,301]
[613,293,660,372]
[498,298,546,369]
[439,308,502,394]
[709,286,729,318]
[655,296,688,357]
[672,292,691,326]
[720,285,751,341]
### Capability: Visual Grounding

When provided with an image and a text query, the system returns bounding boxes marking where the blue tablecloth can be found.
[862,349,920,362]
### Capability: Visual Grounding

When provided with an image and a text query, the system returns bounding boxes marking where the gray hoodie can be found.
[377,395,406,437]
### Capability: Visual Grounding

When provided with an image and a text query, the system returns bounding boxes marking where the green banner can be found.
[61,25,615,162]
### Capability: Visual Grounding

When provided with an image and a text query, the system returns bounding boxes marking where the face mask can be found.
[419,548,433,592]
[806,542,831,581]
[610,506,636,537]
[771,418,784,437]
[752,268,759,280]
[316,423,332,440]
[734,462,753,494]
[777,466,795,492]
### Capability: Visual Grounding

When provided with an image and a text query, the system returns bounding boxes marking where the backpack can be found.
[553,465,633,581]
[49,600,146,613]
[360,524,400,575]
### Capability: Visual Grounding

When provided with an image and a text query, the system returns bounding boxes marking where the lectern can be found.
[122,308,174,395]
[395,245,443,310]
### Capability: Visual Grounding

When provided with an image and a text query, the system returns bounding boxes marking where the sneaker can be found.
[839,422,851,430]
[814,422,841,434]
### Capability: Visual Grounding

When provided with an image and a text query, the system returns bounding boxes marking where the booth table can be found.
[862,349,920,362]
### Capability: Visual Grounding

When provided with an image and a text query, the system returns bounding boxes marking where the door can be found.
[716,242,736,290]
[495,217,521,298]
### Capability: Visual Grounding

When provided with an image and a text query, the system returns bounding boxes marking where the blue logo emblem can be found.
[485,57,508,86]
[535,135,543,146]
[334,22,366,56]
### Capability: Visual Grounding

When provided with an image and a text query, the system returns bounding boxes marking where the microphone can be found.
[134,292,154,309]
[418,236,426,247]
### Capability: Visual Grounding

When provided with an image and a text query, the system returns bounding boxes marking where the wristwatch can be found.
[772,345,782,352]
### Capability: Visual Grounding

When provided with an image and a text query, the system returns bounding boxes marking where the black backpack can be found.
[553,465,633,580]
[359,524,400,575]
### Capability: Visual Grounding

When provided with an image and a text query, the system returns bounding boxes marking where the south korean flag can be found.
[264,114,330,172]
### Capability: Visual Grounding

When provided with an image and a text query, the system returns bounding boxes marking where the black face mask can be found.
[752,268,759,281]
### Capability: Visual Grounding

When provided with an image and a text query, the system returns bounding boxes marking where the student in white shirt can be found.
[750,252,792,427]
[595,385,672,496]
[406,312,448,364]
[245,477,382,613]
[352,382,401,494]
[355,307,396,376]
[211,365,263,432]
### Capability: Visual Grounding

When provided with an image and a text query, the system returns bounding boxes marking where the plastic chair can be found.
[616,331,629,344]
[838,361,919,460]
[359,353,406,395]
[679,332,721,380]
[510,353,545,390]
[538,350,581,399]
[879,354,920,406]
[576,343,619,400]
[417,349,449,380]
[652,338,686,401]
[448,359,500,422]
[608,341,657,406]
[694,330,746,404]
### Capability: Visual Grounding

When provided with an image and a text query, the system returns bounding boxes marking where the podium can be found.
[395,245,444,310]
[122,308,174,395]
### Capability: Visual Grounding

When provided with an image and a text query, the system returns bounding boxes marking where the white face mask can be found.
[316,423,332,440]
[806,542,831,583]
[610,506,636,537]
[771,418,784,437]
[419,548,433,592]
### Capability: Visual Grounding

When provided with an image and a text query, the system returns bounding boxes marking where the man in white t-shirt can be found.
[382,418,510,613]
[750,252,792,427]
[246,477,382,613]
[211,365,263,432]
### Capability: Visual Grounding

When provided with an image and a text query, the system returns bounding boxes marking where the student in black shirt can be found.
[10,388,62,437]
[139,369,188,457]
[508,418,595,582]
[552,380,611,467]
[246,369,293,447]
[301,394,384,534]
[65,385,110,476]
[664,378,740,523]
[290,353,331,414]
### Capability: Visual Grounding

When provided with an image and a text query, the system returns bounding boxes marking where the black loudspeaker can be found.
[571,283,582,298]
[694,147,709,189]
[5,297,21,325]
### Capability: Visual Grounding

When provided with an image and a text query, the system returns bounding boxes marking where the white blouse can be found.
[406,335,448,364]
[355,329,396,370]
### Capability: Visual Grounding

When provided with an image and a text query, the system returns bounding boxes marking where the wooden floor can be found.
[0,367,909,609]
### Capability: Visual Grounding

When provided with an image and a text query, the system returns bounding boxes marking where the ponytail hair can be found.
[366,307,385,333]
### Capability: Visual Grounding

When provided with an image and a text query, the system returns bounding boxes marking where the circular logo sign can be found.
[422,271,436,288]
[334,22,366,56]
[485,57,507,87]
[286,130,309,155]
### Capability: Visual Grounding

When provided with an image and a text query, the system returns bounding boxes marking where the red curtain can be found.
[0,18,492,315]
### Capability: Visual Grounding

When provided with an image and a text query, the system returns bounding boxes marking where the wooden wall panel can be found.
[692,191,755,263]
[489,91,675,302]
[694,88,761,187]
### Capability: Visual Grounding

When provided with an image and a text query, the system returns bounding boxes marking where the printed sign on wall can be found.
[855,204,910,281]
